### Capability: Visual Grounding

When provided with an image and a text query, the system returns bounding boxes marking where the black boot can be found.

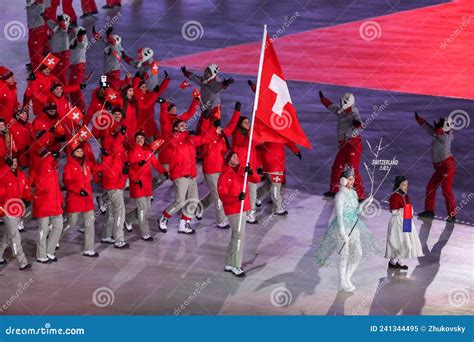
[446,215,456,223]
[418,210,435,218]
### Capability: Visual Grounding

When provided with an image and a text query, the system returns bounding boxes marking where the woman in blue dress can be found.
[315,165,381,292]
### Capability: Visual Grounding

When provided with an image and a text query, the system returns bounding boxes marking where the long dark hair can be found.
[237,116,249,137]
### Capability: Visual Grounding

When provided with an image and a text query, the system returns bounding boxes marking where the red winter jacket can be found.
[32,114,66,154]
[99,122,128,190]
[24,72,78,117]
[200,109,240,174]
[231,128,261,183]
[63,155,100,213]
[10,120,34,168]
[30,154,63,218]
[85,87,107,126]
[134,76,170,138]
[389,191,411,211]
[24,72,59,117]
[122,99,138,145]
[256,142,300,173]
[0,134,7,167]
[0,80,19,123]
[168,131,211,181]
[0,165,31,217]
[158,98,199,165]
[128,143,166,198]
[217,164,251,216]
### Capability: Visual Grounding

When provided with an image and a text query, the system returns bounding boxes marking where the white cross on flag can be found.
[66,106,84,124]
[76,126,92,142]
[40,53,60,70]
[252,29,312,149]
[151,61,160,75]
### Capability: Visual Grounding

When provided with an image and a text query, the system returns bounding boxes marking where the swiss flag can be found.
[150,138,164,151]
[150,61,160,75]
[66,106,84,125]
[105,88,123,106]
[41,53,60,70]
[253,34,312,149]
[76,126,93,142]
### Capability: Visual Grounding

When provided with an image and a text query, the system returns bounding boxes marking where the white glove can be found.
[340,230,349,244]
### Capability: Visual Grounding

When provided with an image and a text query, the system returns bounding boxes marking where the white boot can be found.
[18,219,25,232]
[345,259,360,292]
[178,219,195,235]
[338,264,353,292]
[124,221,132,232]
[217,218,230,229]
[246,210,258,224]
[158,216,168,233]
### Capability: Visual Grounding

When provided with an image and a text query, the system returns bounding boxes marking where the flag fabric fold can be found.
[252,35,312,149]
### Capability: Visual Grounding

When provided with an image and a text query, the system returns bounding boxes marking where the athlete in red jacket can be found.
[158,119,215,235]
[31,101,67,155]
[231,115,262,223]
[133,72,170,139]
[63,142,100,257]
[97,107,130,249]
[256,141,301,216]
[9,109,34,168]
[218,150,250,277]
[29,150,63,263]
[128,131,168,240]
[24,65,60,117]
[0,156,31,270]
[120,84,138,145]
[0,66,19,124]
[198,102,241,228]
[157,96,199,169]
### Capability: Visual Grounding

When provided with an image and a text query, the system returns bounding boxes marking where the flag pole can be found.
[237,24,267,234]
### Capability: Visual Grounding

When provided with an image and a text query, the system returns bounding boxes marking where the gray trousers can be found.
[101,189,125,242]
[268,172,284,211]
[37,215,63,259]
[204,173,226,224]
[249,182,258,212]
[65,211,95,252]
[165,177,199,218]
[135,196,151,236]
[0,216,28,267]
[226,212,247,268]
